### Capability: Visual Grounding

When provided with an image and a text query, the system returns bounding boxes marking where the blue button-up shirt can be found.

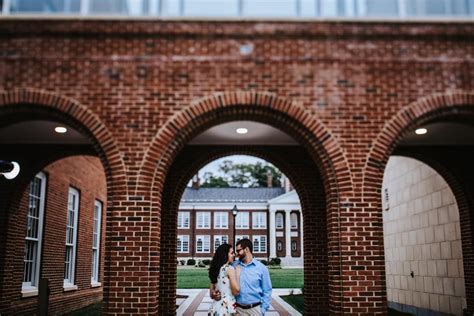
[233,258,272,314]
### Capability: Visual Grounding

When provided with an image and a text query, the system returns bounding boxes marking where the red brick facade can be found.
[0,155,106,315]
[0,19,473,315]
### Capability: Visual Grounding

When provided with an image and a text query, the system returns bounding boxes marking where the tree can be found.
[200,161,282,188]
[201,172,230,188]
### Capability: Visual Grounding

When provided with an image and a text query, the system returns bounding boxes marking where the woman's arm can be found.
[209,282,221,301]
[227,266,240,296]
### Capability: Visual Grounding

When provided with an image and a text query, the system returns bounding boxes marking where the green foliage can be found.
[200,172,230,188]
[200,161,282,188]
[187,259,196,266]
[269,257,281,265]
[201,259,211,265]
[260,259,268,265]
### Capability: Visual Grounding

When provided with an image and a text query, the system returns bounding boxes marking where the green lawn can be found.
[177,267,303,289]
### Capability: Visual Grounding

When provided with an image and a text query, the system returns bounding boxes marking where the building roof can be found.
[267,189,300,204]
[182,187,286,203]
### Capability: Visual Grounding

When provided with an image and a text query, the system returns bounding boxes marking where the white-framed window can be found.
[196,235,210,253]
[196,212,210,229]
[236,235,249,244]
[91,200,102,285]
[252,235,267,253]
[178,211,190,229]
[235,212,249,229]
[291,212,298,229]
[214,235,228,252]
[252,212,267,229]
[214,212,228,229]
[64,187,79,288]
[276,213,284,229]
[22,172,47,293]
[177,235,189,253]
[277,240,283,251]
[292,240,297,251]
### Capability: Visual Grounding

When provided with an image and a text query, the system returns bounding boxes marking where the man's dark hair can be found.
[236,238,253,253]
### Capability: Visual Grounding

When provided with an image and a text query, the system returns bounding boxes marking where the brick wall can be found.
[0,155,106,315]
[383,156,466,315]
[0,19,472,315]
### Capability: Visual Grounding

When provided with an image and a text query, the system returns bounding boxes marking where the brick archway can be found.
[139,91,352,315]
[0,88,127,314]
[0,88,127,194]
[363,91,474,313]
[363,92,474,193]
[159,145,329,314]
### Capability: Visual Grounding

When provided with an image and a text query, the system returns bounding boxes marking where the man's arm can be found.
[260,266,272,314]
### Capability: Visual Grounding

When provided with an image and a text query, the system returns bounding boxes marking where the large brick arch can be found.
[139,91,352,315]
[363,91,474,193]
[363,92,474,314]
[159,146,329,315]
[0,88,127,194]
[139,91,351,196]
[0,88,127,313]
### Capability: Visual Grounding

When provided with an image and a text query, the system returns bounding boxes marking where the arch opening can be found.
[152,104,345,315]
[0,99,120,315]
[372,98,474,315]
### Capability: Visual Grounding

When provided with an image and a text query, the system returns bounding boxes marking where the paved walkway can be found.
[176,289,302,316]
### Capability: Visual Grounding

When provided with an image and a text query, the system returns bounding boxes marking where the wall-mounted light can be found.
[236,128,248,134]
[0,160,20,180]
[415,128,427,135]
[55,126,67,133]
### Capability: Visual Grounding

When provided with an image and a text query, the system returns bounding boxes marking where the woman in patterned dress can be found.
[208,244,241,315]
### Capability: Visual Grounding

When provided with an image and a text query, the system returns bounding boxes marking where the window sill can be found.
[21,288,38,298]
[63,285,78,292]
[91,282,102,288]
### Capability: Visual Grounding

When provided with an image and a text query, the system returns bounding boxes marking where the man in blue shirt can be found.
[211,238,272,315]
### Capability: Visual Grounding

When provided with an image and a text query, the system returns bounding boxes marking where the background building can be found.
[178,185,303,267]
[0,156,106,315]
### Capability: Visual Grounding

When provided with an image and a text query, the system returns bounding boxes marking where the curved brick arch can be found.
[140,91,352,315]
[158,146,329,314]
[0,89,129,315]
[139,91,351,197]
[0,88,127,196]
[361,92,474,315]
[363,92,474,194]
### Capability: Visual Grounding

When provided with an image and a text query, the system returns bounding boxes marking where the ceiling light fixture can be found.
[0,161,20,180]
[236,128,248,135]
[415,128,427,135]
[55,126,67,134]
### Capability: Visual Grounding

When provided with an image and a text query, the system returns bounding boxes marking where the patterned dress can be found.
[209,264,237,315]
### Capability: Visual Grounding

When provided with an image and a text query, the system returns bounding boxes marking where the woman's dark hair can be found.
[209,243,232,284]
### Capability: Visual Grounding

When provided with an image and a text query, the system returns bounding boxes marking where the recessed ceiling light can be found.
[55,126,67,134]
[236,128,248,134]
[415,128,427,135]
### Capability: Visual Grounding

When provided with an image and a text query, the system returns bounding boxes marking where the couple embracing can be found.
[208,238,272,316]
